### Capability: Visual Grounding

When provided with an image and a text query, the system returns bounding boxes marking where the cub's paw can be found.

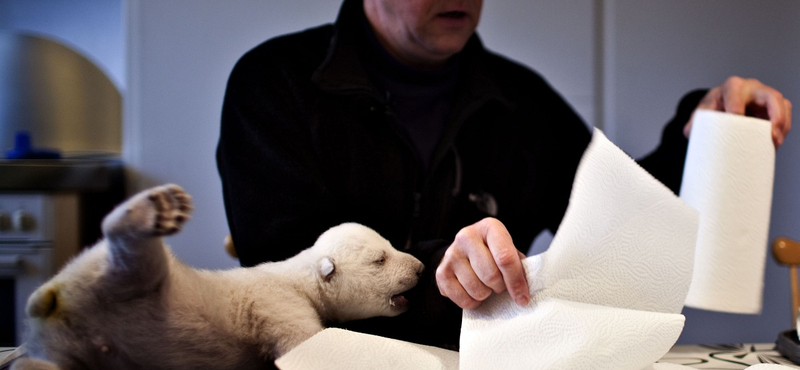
[146,184,193,236]
[102,184,193,238]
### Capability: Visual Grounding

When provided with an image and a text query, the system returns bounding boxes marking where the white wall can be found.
[0,0,125,91]
[124,0,343,270]
[479,0,598,127]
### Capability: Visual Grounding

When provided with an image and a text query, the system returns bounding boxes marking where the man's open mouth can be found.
[439,11,467,19]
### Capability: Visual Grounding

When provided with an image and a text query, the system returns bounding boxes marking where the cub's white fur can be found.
[12,184,424,370]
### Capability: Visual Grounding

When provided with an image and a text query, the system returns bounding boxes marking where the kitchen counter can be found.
[0,158,123,192]
[0,158,126,251]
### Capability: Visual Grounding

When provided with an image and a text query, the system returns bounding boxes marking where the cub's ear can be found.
[27,285,59,318]
[319,257,335,281]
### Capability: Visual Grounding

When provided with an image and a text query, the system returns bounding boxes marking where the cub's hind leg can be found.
[101,184,193,291]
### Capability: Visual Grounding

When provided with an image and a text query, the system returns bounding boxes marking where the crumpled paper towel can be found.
[680,109,775,314]
[460,129,698,370]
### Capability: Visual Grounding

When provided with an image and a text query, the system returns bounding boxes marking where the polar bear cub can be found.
[13,184,424,370]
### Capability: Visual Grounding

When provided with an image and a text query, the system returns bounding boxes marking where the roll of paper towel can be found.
[681,109,775,314]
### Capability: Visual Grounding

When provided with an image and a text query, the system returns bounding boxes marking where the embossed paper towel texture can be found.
[681,110,775,314]
[460,129,699,370]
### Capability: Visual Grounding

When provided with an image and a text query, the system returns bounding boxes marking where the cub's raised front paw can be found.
[146,184,193,236]
[102,184,193,239]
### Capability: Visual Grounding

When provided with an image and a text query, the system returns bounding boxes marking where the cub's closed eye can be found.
[374,253,386,265]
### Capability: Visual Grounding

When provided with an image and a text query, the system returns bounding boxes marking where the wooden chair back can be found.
[773,237,800,328]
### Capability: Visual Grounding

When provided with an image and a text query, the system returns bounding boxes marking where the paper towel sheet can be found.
[460,129,699,370]
[461,298,685,370]
[680,110,775,314]
[275,328,459,370]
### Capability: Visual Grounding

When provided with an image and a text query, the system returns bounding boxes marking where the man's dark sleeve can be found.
[638,89,708,193]
[216,47,336,267]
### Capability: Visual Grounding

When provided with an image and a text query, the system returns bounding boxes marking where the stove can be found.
[0,159,124,346]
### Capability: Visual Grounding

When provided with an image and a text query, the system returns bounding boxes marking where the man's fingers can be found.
[435,257,482,309]
[755,86,782,120]
[780,98,793,147]
[453,261,493,302]
[480,218,530,306]
[455,228,506,294]
[697,86,722,110]
[435,218,530,309]
[436,248,484,309]
[720,76,748,116]
[690,77,792,148]
[744,83,790,148]
[766,96,792,147]
[496,253,530,306]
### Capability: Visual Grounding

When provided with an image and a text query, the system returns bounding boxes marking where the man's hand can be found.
[435,218,530,309]
[685,76,792,147]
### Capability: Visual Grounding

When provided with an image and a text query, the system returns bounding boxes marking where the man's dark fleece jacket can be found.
[216,0,704,349]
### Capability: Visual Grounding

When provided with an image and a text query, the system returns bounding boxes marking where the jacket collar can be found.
[311,0,376,95]
[312,0,510,109]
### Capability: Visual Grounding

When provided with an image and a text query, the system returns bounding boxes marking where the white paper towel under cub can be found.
[680,109,775,314]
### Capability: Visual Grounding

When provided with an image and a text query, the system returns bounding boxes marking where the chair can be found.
[773,237,800,327]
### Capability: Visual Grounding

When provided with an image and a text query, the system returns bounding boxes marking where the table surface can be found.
[3,344,800,369]
[657,343,800,369]
[0,348,19,369]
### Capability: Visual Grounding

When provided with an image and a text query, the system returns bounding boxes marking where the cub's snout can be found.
[387,254,424,313]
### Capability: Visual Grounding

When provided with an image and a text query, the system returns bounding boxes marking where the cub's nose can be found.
[415,260,425,277]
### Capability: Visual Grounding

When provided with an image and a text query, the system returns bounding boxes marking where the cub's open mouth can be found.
[389,294,410,310]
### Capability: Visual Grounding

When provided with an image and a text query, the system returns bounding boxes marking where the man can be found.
[217,0,791,348]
